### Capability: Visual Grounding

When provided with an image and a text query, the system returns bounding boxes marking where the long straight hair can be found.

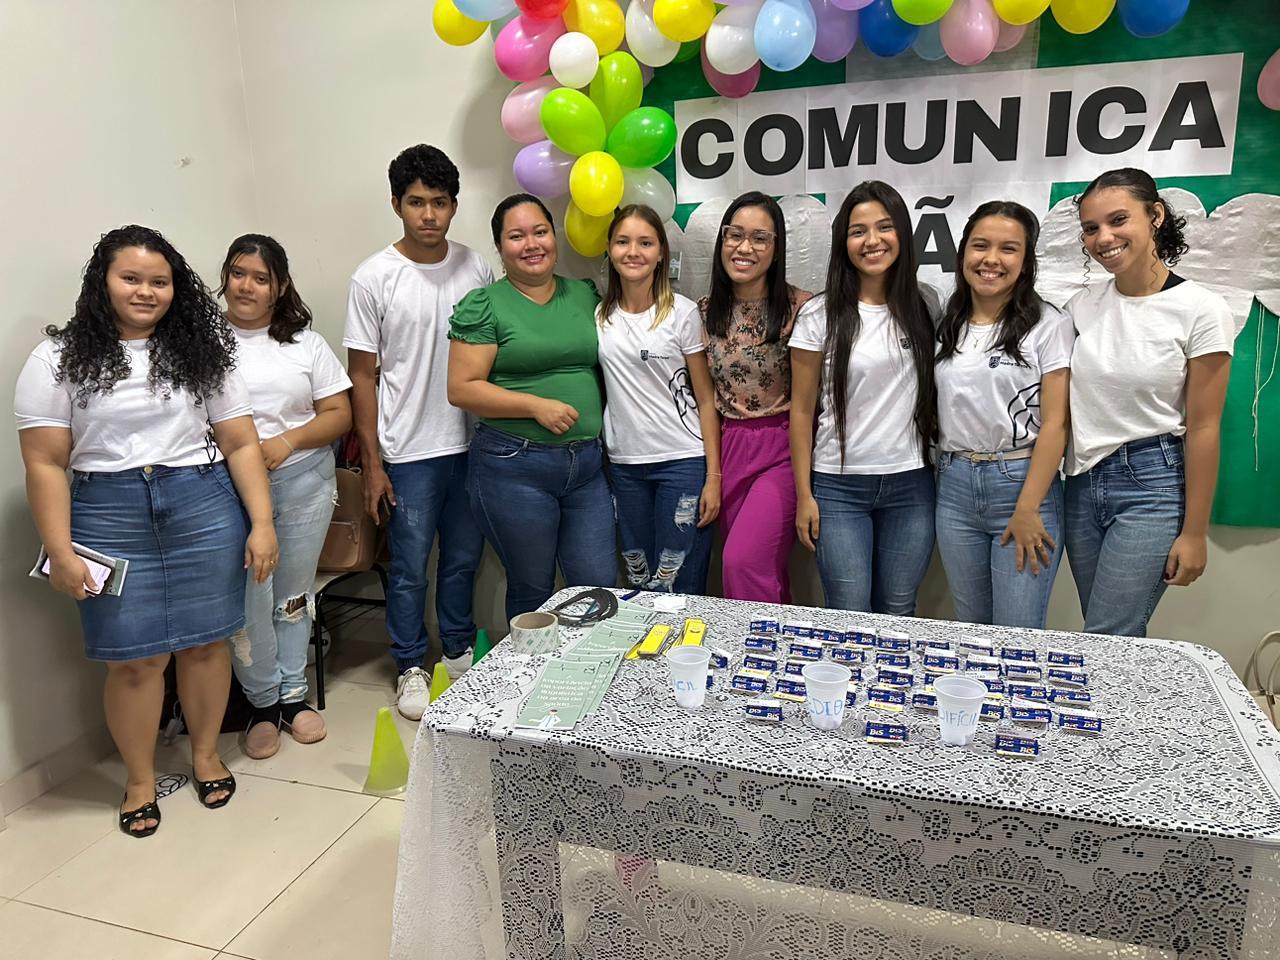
[703,191,791,342]
[936,201,1045,366]
[218,234,313,344]
[823,181,936,468]
[598,204,674,331]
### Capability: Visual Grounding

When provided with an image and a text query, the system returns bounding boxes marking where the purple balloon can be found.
[513,140,574,198]
[812,0,859,62]
[700,44,761,99]
[830,0,873,9]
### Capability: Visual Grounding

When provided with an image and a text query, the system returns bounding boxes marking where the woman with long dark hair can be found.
[933,202,1073,628]
[700,192,812,602]
[15,225,277,836]
[597,205,720,594]
[789,181,938,614]
[219,234,352,758]
[448,194,616,621]
[1065,168,1234,637]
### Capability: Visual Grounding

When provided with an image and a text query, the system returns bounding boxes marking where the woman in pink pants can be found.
[699,192,813,602]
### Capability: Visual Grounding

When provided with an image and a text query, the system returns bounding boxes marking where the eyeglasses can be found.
[721,225,776,250]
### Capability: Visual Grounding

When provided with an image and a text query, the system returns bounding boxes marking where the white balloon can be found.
[625,0,679,67]
[620,167,677,223]
[549,32,600,89]
[705,1,762,76]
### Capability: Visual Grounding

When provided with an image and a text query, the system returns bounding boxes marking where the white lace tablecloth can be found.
[391,590,1280,960]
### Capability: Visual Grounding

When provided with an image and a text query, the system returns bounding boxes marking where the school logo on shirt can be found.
[988,355,1001,369]
[899,337,912,350]
[640,349,673,361]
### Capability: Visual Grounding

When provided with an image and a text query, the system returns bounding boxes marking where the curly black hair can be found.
[218,234,313,344]
[46,225,238,408]
[1075,167,1190,266]
[388,144,460,201]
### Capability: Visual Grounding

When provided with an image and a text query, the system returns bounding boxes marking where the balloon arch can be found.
[431,0,1197,255]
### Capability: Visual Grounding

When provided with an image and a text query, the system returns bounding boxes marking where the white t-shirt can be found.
[789,297,926,475]
[598,294,705,464]
[14,338,253,472]
[1066,278,1235,475]
[343,242,493,463]
[231,324,352,469]
[935,303,1074,454]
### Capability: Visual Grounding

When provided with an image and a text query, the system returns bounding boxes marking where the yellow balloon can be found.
[569,151,624,218]
[564,0,626,55]
[652,0,715,44]
[565,201,613,257]
[432,0,487,46]
[991,0,1050,24]
[1050,0,1115,33]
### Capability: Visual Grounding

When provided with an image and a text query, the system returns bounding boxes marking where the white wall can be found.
[0,0,258,809]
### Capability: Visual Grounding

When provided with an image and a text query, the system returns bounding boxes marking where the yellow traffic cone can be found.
[363,706,409,795]
[429,662,453,703]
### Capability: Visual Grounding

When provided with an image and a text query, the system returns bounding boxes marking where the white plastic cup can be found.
[933,674,987,746]
[667,646,712,709]
[509,611,559,656]
[802,662,852,731]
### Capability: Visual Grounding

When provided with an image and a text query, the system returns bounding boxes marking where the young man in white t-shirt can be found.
[344,145,494,720]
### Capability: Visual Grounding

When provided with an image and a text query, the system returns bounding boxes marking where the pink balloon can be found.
[1260,48,1280,111]
[494,15,566,83]
[831,0,873,9]
[992,17,1026,52]
[502,77,560,144]
[700,44,761,99]
[940,0,998,66]
[812,0,859,62]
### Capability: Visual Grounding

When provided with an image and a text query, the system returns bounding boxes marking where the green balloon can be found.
[540,88,607,158]
[674,39,700,63]
[891,0,953,25]
[605,107,677,169]
[589,52,643,134]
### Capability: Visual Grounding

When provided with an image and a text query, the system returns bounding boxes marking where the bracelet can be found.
[280,434,295,452]
[706,472,722,477]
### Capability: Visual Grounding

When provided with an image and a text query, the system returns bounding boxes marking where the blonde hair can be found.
[598,204,674,331]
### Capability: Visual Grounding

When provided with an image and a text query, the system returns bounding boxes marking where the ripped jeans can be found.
[610,456,713,595]
[232,449,337,708]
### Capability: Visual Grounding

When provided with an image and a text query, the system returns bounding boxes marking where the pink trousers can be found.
[719,413,797,603]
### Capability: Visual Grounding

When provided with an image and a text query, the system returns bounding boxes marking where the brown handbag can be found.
[317,468,377,573]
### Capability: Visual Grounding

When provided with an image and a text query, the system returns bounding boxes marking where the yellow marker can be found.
[629,623,673,659]
[677,618,707,646]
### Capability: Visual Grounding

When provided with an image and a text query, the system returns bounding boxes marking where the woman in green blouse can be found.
[447,194,617,620]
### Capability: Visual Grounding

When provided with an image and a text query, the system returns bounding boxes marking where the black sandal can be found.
[195,768,237,810]
[119,796,161,838]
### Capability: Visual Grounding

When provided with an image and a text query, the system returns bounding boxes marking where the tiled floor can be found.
[0,614,414,960]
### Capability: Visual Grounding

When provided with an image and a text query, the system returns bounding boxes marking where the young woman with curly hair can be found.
[15,225,277,837]
[220,234,351,758]
[1065,169,1236,637]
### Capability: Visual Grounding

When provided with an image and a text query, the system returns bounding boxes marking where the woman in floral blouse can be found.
[699,192,813,601]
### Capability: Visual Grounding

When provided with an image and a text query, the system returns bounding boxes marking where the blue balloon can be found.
[455,0,516,23]
[859,0,918,58]
[1117,0,1189,38]
[754,0,818,73]
[911,21,946,62]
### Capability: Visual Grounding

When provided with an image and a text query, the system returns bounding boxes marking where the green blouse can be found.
[449,276,603,444]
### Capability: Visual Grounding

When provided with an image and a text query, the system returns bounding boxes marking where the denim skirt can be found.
[70,462,248,661]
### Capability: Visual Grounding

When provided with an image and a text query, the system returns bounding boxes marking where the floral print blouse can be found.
[699,284,814,420]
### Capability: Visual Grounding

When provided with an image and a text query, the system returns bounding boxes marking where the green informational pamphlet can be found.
[514,658,605,731]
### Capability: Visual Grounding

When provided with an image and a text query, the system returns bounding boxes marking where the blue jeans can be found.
[385,453,485,669]
[935,452,1064,629]
[468,423,617,623]
[812,468,935,615]
[234,451,336,708]
[610,456,712,595]
[1066,435,1185,638]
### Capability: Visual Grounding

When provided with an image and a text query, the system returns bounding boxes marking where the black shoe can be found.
[194,767,237,809]
[119,796,161,838]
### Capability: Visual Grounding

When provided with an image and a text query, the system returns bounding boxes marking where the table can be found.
[391,590,1280,960]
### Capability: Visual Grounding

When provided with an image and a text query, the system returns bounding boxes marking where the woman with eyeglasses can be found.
[700,192,812,602]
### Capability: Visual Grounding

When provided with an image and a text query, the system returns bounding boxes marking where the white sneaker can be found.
[395,667,430,721]
[442,650,473,680]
